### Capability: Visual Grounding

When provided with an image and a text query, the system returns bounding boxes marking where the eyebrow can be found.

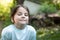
[19,12,22,13]
[18,12,28,14]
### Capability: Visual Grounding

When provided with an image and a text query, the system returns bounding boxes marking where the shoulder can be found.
[26,25,36,38]
[1,24,15,39]
[1,24,15,35]
[26,25,36,33]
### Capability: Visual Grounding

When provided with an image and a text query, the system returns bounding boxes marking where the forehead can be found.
[17,7,28,13]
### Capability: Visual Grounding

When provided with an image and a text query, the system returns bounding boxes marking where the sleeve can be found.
[31,29,36,40]
[1,29,12,40]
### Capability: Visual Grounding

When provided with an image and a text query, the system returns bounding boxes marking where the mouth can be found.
[19,20,26,21]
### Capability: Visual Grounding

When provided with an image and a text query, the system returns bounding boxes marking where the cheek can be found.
[14,16,19,22]
[26,17,29,20]
[27,17,30,24]
[27,17,29,23]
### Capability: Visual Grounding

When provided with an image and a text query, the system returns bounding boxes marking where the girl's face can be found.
[12,7,29,25]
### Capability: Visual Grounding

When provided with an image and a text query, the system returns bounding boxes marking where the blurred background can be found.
[0,0,60,40]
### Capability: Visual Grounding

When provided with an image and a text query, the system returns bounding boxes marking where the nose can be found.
[21,14,25,18]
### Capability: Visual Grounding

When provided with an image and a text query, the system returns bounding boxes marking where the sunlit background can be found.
[0,0,13,7]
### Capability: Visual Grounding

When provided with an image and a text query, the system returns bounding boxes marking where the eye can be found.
[17,12,22,16]
[25,13,29,16]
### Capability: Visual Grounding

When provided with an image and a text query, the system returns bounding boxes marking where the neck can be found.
[14,24,26,30]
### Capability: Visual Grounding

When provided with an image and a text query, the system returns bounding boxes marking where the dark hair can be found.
[11,5,30,24]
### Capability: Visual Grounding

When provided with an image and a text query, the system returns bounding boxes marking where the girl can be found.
[1,5,36,40]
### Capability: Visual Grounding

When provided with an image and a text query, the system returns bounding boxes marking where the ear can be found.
[11,18,14,23]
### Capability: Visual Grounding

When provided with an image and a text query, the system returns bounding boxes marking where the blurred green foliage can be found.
[39,2,57,14]
[0,0,17,27]
[29,0,60,10]
[0,0,13,21]
[55,3,60,10]
[37,27,60,40]
[29,0,53,4]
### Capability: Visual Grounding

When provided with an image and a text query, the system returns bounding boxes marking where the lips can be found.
[19,20,26,21]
